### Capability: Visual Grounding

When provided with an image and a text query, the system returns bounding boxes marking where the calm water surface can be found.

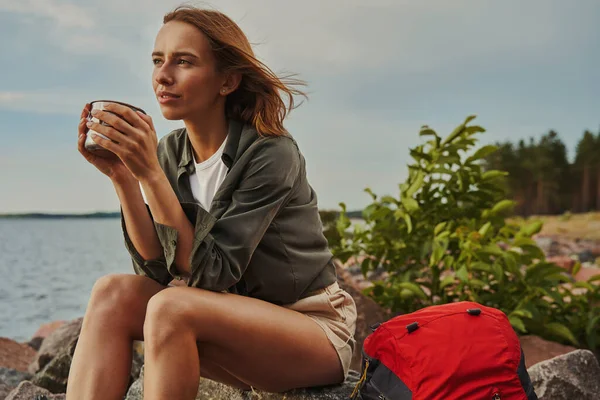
[0,218,132,341]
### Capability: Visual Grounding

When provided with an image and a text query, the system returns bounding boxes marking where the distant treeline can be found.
[484,129,600,216]
[0,212,121,219]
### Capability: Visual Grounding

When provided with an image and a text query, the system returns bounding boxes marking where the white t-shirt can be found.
[188,137,228,211]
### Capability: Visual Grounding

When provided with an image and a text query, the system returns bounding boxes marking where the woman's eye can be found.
[177,59,190,65]
[152,59,162,65]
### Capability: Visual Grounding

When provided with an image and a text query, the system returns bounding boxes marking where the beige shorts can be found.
[283,281,357,379]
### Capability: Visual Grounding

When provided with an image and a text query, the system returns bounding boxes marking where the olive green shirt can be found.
[121,119,336,304]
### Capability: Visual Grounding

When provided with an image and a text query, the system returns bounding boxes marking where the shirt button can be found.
[171,240,177,246]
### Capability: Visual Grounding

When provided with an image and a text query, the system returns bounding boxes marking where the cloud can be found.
[0,0,93,28]
[0,0,568,73]
[0,92,26,102]
[0,90,92,115]
[0,0,144,62]
[3,0,591,92]
[196,0,566,75]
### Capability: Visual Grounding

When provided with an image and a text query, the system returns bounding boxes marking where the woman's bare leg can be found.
[65,274,251,399]
[142,287,345,400]
[198,354,252,391]
[65,274,165,400]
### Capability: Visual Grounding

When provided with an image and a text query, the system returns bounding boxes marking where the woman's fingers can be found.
[79,103,91,120]
[85,120,134,148]
[78,118,92,159]
[77,129,95,162]
[136,111,155,132]
[87,131,119,155]
[90,108,138,137]
[78,116,89,136]
[102,102,150,131]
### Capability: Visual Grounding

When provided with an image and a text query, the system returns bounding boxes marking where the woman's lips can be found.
[158,94,181,104]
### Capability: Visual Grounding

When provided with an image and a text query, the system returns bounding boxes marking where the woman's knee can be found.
[144,288,199,345]
[87,274,154,328]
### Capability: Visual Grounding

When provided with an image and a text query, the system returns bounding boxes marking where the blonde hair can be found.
[163,6,307,136]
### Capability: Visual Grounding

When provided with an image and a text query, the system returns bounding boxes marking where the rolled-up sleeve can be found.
[120,205,172,286]
[153,137,301,292]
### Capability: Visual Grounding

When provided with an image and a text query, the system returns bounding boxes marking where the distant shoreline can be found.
[0,212,122,219]
[0,210,365,219]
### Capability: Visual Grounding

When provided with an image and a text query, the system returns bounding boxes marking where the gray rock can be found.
[0,367,33,399]
[5,381,65,400]
[578,250,595,264]
[31,350,73,394]
[347,264,361,275]
[29,318,82,375]
[27,337,44,352]
[0,367,33,388]
[534,236,555,253]
[126,366,361,400]
[130,341,144,383]
[528,349,600,400]
[123,366,143,400]
[0,382,13,399]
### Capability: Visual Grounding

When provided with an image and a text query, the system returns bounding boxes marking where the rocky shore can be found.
[2,308,599,399]
[1,236,599,399]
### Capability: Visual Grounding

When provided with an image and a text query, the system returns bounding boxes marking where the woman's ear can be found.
[221,72,242,95]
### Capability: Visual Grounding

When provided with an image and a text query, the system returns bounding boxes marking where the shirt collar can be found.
[178,119,243,171]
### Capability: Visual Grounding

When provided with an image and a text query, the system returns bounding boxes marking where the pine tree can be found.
[575,131,596,212]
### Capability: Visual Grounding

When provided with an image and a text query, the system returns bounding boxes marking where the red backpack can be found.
[350,301,538,400]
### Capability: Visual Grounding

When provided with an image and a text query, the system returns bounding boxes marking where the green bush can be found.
[319,210,342,249]
[332,115,600,352]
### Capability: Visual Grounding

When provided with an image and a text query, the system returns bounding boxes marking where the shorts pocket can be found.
[325,286,355,323]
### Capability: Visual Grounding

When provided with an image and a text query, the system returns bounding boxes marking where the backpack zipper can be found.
[370,380,388,400]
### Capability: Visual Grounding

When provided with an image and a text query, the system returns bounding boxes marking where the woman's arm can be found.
[138,172,195,278]
[114,176,163,261]
[86,103,192,282]
[114,175,173,285]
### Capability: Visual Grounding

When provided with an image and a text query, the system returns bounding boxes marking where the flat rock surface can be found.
[5,381,66,400]
[126,366,361,400]
[0,338,37,372]
[29,318,82,375]
[529,349,600,400]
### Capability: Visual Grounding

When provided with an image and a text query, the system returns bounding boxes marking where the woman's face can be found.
[152,21,225,121]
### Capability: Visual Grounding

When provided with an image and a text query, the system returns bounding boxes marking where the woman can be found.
[67,5,357,400]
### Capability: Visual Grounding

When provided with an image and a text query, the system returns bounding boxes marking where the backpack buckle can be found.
[370,322,381,332]
[406,322,419,333]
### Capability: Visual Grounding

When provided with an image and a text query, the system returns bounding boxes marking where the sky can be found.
[1,0,599,213]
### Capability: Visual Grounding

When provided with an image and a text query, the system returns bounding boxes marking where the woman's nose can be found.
[154,67,174,86]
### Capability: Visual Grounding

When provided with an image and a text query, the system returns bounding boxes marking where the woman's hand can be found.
[77,103,135,184]
[85,102,163,183]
